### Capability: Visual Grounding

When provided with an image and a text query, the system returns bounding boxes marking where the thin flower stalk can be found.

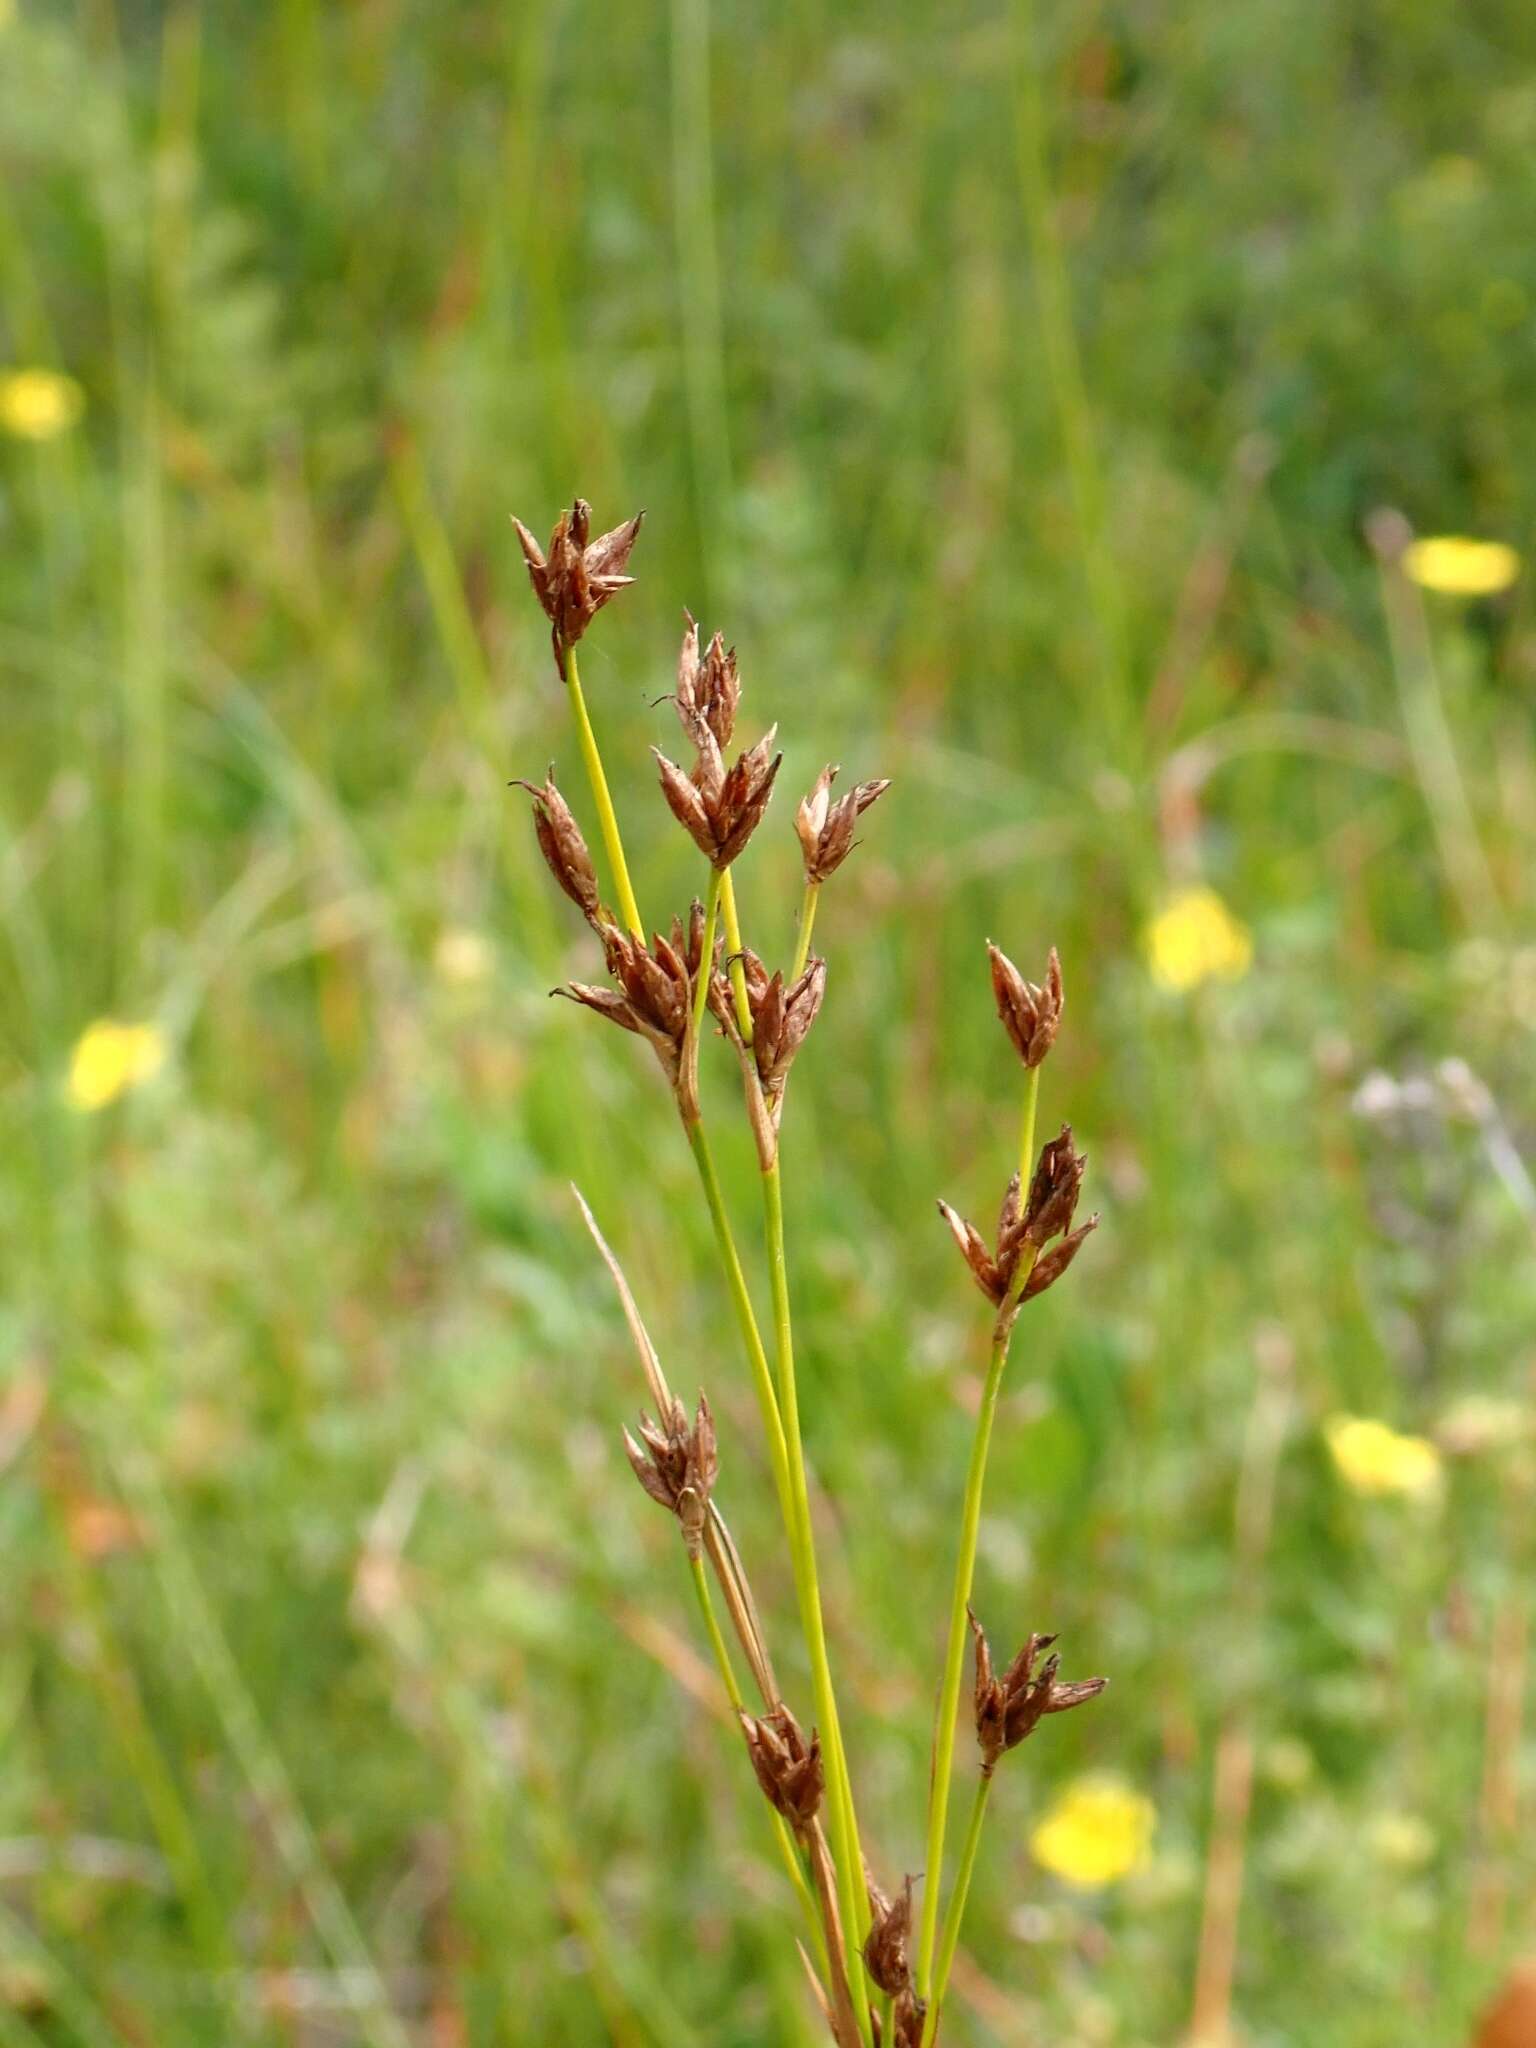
[915,1066,1039,1999]
[924,1626,1104,2046]
[691,869,724,1049]
[564,643,644,938]
[583,1186,841,2009]
[687,1552,825,1966]
[763,1156,872,2031]
[687,1120,792,1498]
[719,854,755,1038]
[927,1774,990,2038]
[791,879,821,983]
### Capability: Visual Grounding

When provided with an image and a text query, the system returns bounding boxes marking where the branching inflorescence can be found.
[511,498,1106,2045]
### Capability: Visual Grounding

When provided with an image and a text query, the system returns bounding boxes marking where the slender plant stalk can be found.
[1017,1063,1040,1184]
[719,867,754,1037]
[927,1776,992,2039]
[791,878,821,982]
[687,1121,790,1489]
[762,1158,872,2044]
[564,643,644,937]
[916,1066,1040,2001]
[689,1554,825,1960]
[692,868,724,1047]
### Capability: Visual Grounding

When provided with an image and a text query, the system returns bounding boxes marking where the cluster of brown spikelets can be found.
[512,499,1106,2046]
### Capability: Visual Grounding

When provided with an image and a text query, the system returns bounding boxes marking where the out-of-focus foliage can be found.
[2,1,1534,2042]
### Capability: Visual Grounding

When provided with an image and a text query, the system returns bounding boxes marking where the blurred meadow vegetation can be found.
[4,1,1536,2043]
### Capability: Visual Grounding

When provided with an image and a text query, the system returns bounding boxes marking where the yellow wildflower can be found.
[66,1019,168,1111]
[1403,536,1519,597]
[1029,1774,1155,1890]
[1145,886,1252,993]
[1324,1414,1442,1501]
[0,367,86,442]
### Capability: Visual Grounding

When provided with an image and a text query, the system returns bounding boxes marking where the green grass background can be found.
[3,1,1536,2042]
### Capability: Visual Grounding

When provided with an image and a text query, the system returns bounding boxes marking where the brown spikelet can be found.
[555,909,718,1121]
[740,1704,824,1831]
[653,724,782,870]
[511,770,601,923]
[795,765,892,884]
[674,613,741,754]
[939,1129,1096,1315]
[1018,1124,1087,1251]
[862,1874,914,1998]
[512,498,644,674]
[622,1393,718,1558]
[711,948,827,1110]
[988,942,1064,1068]
[1021,1215,1099,1300]
[969,1608,1107,1777]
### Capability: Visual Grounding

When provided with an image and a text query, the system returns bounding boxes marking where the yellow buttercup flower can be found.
[66,1019,168,1111]
[1324,1414,1442,1501]
[0,367,86,442]
[1029,1774,1155,1890]
[1403,536,1519,597]
[1145,886,1252,994]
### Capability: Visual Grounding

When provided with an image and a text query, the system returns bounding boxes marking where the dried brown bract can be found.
[881,1992,927,2048]
[556,905,717,1120]
[712,948,828,1108]
[863,1874,914,1998]
[988,943,1064,1069]
[969,1609,1106,1778]
[740,1704,824,1832]
[674,613,741,755]
[654,725,782,871]
[623,1393,718,1559]
[511,769,601,923]
[938,1123,1098,1317]
[795,766,891,884]
[512,498,644,675]
[1019,1123,1088,1249]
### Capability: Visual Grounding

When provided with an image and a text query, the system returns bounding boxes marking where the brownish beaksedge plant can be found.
[511,499,1106,2046]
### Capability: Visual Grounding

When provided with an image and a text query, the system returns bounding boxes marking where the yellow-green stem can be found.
[1018,1063,1040,1183]
[791,878,820,983]
[924,1775,992,2045]
[685,1122,790,1498]
[563,642,644,938]
[688,1555,824,1966]
[762,1159,872,2047]
[916,1068,1039,2000]
[691,869,723,1049]
[719,867,753,1039]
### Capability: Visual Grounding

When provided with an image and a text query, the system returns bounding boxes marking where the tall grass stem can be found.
[761,1160,873,2046]
[917,1068,1039,2000]
[564,643,644,937]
